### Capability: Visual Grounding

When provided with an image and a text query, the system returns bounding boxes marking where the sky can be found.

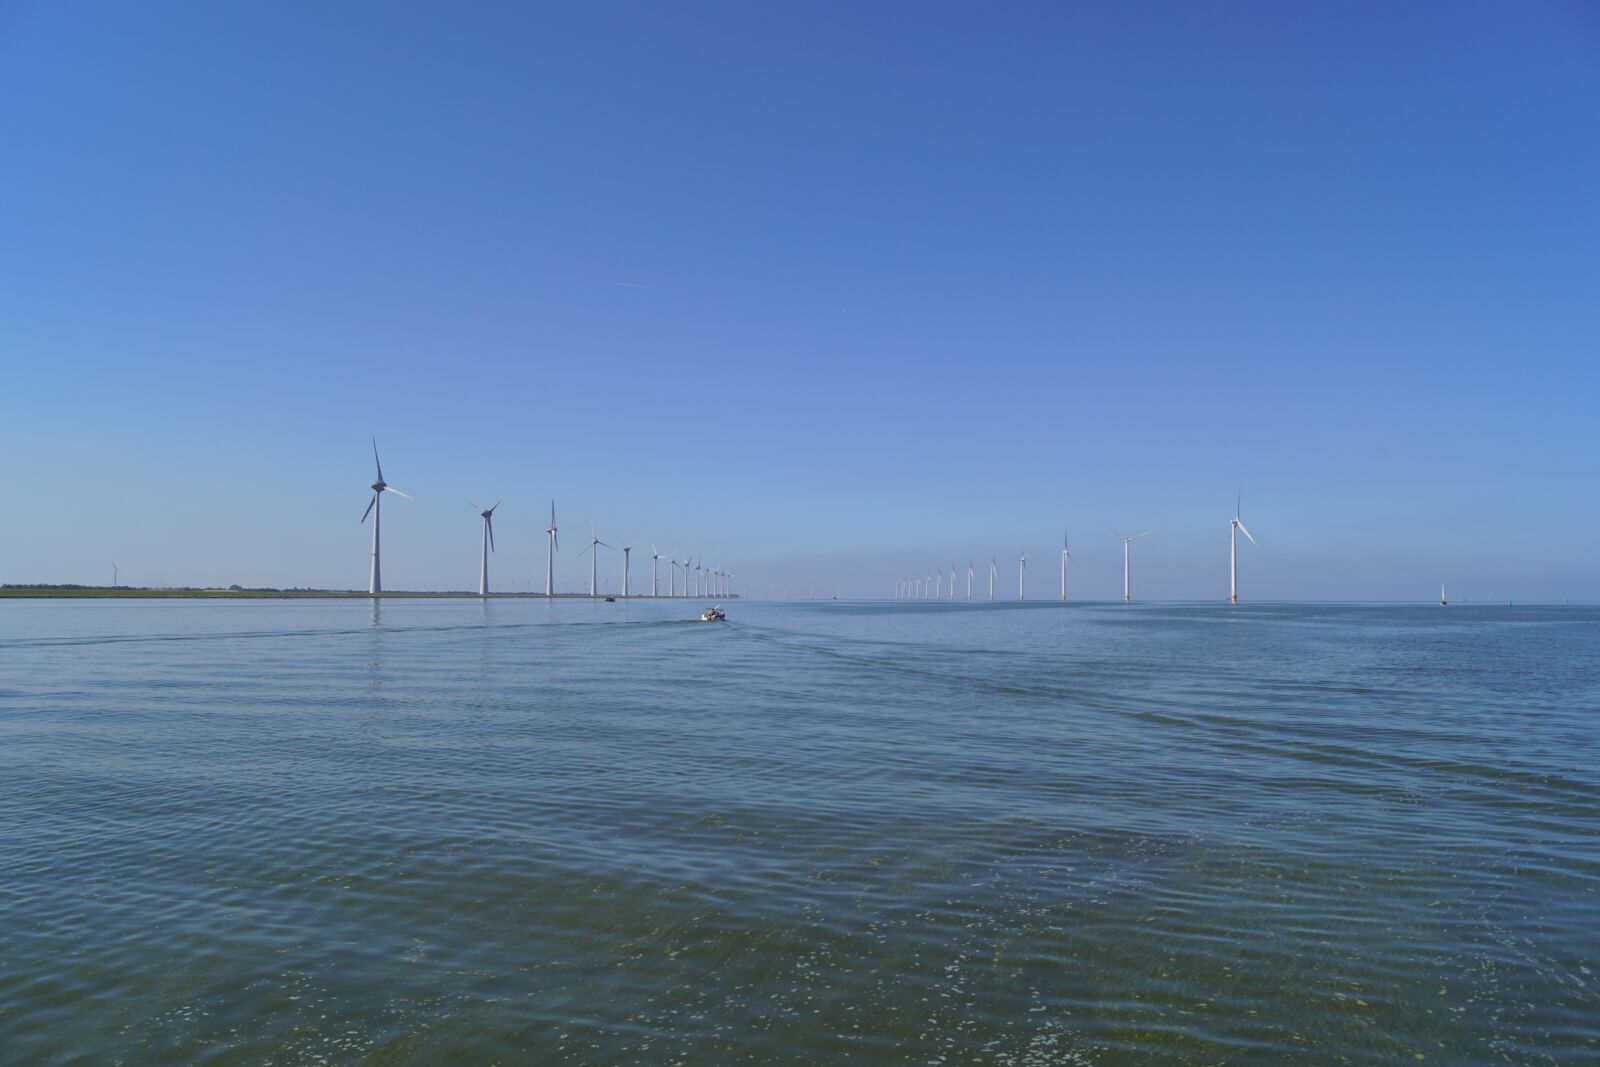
[2,1,1597,600]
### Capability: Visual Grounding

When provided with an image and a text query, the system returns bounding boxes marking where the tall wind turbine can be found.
[967,561,974,601]
[989,557,996,602]
[1108,525,1151,602]
[577,522,613,598]
[468,498,503,596]
[651,545,665,597]
[1060,527,1072,602]
[111,562,122,589]
[950,565,957,602]
[545,502,559,598]
[361,439,413,595]
[621,543,634,598]
[1018,551,1027,601]
[1228,496,1258,603]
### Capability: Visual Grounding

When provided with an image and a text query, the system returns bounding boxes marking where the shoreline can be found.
[0,588,740,600]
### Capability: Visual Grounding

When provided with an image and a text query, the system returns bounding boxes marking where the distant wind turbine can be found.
[361,439,413,595]
[545,502,559,598]
[651,545,665,597]
[1228,495,1258,603]
[950,565,957,602]
[621,543,634,598]
[467,498,503,596]
[577,522,613,598]
[1107,525,1151,602]
[1018,551,1027,601]
[1060,527,1072,602]
[989,557,996,602]
[111,562,122,589]
[967,561,974,601]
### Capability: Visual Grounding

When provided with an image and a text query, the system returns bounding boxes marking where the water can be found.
[2,599,1596,1065]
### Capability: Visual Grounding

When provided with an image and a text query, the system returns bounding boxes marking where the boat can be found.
[604,596,616,602]
[700,606,726,622]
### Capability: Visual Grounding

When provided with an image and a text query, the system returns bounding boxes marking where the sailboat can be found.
[1440,581,1448,607]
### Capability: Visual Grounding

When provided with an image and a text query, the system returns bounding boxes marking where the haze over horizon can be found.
[3,2,1597,601]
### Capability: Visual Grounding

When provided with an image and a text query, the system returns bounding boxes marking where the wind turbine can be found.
[545,502,559,598]
[361,439,413,595]
[1060,527,1072,602]
[467,498,503,596]
[621,543,634,598]
[1107,525,1151,602]
[577,522,613,598]
[967,561,974,601]
[989,557,996,602]
[111,562,122,589]
[1018,551,1027,601]
[1228,496,1258,603]
[651,545,665,597]
[935,570,942,601]
[950,565,957,602]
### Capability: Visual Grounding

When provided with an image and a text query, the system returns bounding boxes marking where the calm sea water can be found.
[1,599,1596,1065]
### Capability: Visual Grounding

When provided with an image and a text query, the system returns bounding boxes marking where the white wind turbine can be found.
[577,522,614,598]
[621,543,634,598]
[651,545,665,597]
[1228,495,1258,603]
[1107,525,1151,602]
[545,502,559,598]
[1018,551,1027,601]
[361,439,413,595]
[949,565,957,602]
[1060,527,1072,602]
[467,498,503,596]
[989,557,997,602]
[111,562,122,589]
[935,570,942,601]
[967,561,974,601]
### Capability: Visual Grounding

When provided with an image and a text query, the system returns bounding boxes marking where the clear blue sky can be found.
[2,1,1596,599]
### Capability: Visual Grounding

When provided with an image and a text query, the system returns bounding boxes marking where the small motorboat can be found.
[604,596,616,603]
[700,606,726,622]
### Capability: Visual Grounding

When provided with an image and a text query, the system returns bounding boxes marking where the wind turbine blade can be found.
[487,498,503,515]
[1103,522,1123,538]
[361,493,376,523]
[466,499,482,512]
[371,438,383,481]
[1237,521,1258,546]
[577,544,591,558]
[1132,531,1151,540]
[384,487,414,500]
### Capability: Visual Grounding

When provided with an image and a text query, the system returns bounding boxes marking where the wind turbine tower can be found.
[545,502,559,598]
[361,439,413,595]
[1109,526,1151,602]
[651,546,665,597]
[621,544,633,598]
[1228,496,1259,603]
[578,522,613,598]
[1060,527,1072,602]
[111,562,122,589]
[468,498,503,596]
[989,557,996,602]
[1018,551,1027,601]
